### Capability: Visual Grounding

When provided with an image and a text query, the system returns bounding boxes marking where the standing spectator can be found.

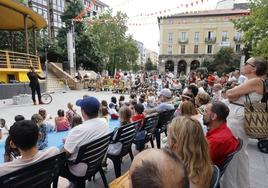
[27,66,45,105]
[0,120,59,176]
[55,109,70,132]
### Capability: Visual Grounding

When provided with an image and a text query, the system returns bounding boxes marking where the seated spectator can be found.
[167,116,213,188]
[71,113,83,128]
[66,103,76,127]
[195,92,210,115]
[0,118,8,139]
[14,115,25,122]
[138,97,147,109]
[110,96,119,111]
[0,120,59,176]
[119,106,132,126]
[145,88,174,115]
[99,106,109,122]
[61,96,109,180]
[38,108,54,132]
[109,103,119,120]
[31,114,48,150]
[203,102,239,167]
[128,148,189,188]
[129,93,137,103]
[101,100,108,108]
[129,100,137,116]
[147,91,156,108]
[119,95,125,108]
[55,109,70,132]
[131,103,145,126]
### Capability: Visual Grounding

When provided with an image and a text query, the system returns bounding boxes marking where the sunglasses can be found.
[245,62,256,67]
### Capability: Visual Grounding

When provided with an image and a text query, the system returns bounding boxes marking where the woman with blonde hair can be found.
[167,116,213,188]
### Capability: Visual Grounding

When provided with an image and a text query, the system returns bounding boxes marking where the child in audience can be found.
[66,103,76,127]
[31,114,48,150]
[131,103,145,126]
[119,95,125,108]
[110,96,119,111]
[55,109,70,132]
[38,108,54,132]
[119,106,132,126]
[100,107,110,122]
[101,100,108,108]
[71,113,83,128]
[14,115,25,122]
[109,103,119,120]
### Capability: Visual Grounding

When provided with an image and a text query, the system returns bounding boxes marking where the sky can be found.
[101,0,248,52]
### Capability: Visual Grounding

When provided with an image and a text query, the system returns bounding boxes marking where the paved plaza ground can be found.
[0,90,268,188]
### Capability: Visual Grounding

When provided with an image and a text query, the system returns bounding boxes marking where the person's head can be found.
[139,97,145,104]
[180,101,198,116]
[31,114,44,126]
[29,66,35,72]
[9,120,39,151]
[129,148,189,188]
[119,95,125,102]
[57,109,65,117]
[72,113,83,128]
[100,107,109,117]
[67,102,74,110]
[167,116,212,187]
[158,88,172,102]
[187,84,199,97]
[213,84,222,92]
[134,103,144,115]
[130,93,137,100]
[181,92,195,104]
[119,106,132,125]
[203,102,230,128]
[14,115,25,122]
[0,118,6,128]
[111,96,117,104]
[195,92,210,107]
[101,100,108,107]
[243,57,267,77]
[76,96,100,120]
[38,108,47,119]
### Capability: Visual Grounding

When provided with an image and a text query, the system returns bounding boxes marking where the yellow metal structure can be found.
[0,50,41,83]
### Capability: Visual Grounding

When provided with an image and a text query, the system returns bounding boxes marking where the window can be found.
[181,32,187,41]
[194,45,198,54]
[222,31,228,42]
[181,45,185,54]
[207,45,212,54]
[168,32,173,43]
[168,45,173,55]
[208,31,214,39]
[194,32,199,43]
[235,44,241,53]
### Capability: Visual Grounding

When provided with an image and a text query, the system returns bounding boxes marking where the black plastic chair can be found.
[209,165,220,188]
[134,113,159,151]
[219,137,243,177]
[107,121,140,178]
[68,133,112,188]
[155,109,175,148]
[0,152,66,188]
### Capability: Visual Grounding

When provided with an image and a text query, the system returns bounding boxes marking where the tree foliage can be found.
[233,0,268,59]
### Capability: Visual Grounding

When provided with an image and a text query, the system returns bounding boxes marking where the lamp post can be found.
[44,44,49,92]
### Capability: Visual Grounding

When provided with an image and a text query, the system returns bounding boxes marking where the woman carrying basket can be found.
[223,57,267,188]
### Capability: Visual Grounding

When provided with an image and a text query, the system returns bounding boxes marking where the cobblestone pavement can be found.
[1,90,267,188]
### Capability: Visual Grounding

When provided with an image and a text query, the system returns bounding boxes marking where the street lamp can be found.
[44,44,50,92]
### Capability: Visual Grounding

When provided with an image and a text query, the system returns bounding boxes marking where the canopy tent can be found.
[0,0,47,31]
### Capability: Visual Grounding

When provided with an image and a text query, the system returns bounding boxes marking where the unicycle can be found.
[41,93,53,104]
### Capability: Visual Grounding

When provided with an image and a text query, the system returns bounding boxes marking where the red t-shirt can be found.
[131,114,145,127]
[206,123,239,167]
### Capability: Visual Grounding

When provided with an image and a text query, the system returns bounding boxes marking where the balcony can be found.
[233,36,243,43]
[178,38,189,44]
[205,37,216,43]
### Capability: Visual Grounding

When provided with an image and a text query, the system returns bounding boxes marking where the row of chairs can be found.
[0,109,243,188]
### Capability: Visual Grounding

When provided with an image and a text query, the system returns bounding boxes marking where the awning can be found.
[0,0,47,31]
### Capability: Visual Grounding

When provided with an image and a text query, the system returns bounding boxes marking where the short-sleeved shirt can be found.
[206,123,238,167]
[64,118,109,176]
[0,147,59,176]
[156,103,174,113]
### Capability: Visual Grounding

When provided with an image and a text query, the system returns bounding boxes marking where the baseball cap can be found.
[159,88,172,98]
[76,96,100,115]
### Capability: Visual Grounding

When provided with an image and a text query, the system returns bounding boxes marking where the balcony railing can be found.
[0,50,41,71]
[178,38,189,44]
[205,37,216,43]
[233,36,243,43]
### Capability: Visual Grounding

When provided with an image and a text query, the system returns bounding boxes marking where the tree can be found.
[233,0,268,59]
[145,58,154,71]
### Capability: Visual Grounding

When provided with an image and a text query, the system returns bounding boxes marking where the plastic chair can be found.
[219,137,243,177]
[133,113,159,151]
[209,165,220,188]
[155,109,175,148]
[107,121,140,178]
[68,133,112,188]
[0,152,66,188]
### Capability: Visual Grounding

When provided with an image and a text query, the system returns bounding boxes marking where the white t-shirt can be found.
[64,118,109,176]
[0,147,59,176]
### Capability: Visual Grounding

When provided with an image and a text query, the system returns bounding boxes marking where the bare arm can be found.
[226,78,263,101]
[61,147,71,158]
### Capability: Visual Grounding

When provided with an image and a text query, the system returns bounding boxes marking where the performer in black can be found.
[27,66,46,105]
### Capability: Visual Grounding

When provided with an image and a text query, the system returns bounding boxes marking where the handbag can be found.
[244,80,268,139]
